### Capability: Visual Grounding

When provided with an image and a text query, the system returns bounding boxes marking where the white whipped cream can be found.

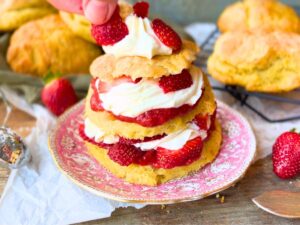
[98,68,204,117]
[84,118,119,144]
[134,123,208,151]
[84,116,211,151]
[102,14,172,59]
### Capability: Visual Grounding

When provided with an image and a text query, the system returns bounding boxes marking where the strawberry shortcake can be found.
[80,1,222,186]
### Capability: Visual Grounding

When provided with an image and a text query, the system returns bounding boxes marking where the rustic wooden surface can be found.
[0,102,300,225]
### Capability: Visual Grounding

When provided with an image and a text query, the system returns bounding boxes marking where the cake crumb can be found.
[166,210,171,214]
[216,194,220,198]
[220,196,225,204]
[161,205,166,210]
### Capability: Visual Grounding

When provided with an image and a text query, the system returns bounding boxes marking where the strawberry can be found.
[133,1,150,18]
[91,6,128,46]
[108,143,144,166]
[152,18,182,51]
[119,134,166,145]
[158,69,193,93]
[194,115,209,130]
[153,137,203,169]
[41,76,78,116]
[272,130,300,179]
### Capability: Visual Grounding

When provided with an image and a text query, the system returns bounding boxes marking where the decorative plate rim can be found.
[48,100,257,205]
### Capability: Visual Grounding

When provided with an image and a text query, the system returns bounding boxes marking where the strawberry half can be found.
[194,114,209,130]
[272,131,300,179]
[158,69,193,93]
[91,6,128,46]
[108,143,144,166]
[153,137,203,169]
[152,18,182,51]
[133,1,150,18]
[41,76,78,116]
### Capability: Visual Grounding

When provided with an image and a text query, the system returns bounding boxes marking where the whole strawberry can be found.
[41,76,78,116]
[272,130,300,179]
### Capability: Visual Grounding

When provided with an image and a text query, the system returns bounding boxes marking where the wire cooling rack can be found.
[197,6,300,123]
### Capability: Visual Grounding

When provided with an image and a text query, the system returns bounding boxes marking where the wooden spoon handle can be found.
[253,190,300,218]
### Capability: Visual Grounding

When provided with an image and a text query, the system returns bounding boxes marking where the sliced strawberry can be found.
[108,143,144,166]
[158,69,193,93]
[194,114,209,130]
[152,18,182,51]
[91,6,128,46]
[153,137,203,169]
[137,150,157,166]
[133,1,150,18]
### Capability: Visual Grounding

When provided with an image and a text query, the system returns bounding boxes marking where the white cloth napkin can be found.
[0,23,299,225]
[0,87,144,225]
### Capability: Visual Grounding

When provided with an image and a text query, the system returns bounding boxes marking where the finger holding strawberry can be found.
[272,129,300,179]
[41,73,78,116]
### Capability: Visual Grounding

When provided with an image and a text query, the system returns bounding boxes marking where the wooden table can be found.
[1,102,299,225]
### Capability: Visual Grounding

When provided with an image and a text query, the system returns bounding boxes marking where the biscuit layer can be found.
[90,40,199,81]
[86,120,222,186]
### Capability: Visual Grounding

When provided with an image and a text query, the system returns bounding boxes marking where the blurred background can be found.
[131,0,300,25]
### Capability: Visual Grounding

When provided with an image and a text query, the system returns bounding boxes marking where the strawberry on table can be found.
[272,130,300,179]
[41,74,78,116]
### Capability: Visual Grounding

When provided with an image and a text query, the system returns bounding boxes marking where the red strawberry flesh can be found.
[272,131,300,179]
[91,6,128,46]
[158,69,193,93]
[41,78,78,116]
[152,18,182,51]
[133,1,149,18]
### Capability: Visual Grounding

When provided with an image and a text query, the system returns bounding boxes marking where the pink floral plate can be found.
[48,100,256,204]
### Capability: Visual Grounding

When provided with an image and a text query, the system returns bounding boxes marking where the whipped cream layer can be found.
[98,68,204,117]
[83,116,211,151]
[103,14,172,58]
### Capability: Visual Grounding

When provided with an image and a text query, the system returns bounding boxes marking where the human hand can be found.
[47,0,118,24]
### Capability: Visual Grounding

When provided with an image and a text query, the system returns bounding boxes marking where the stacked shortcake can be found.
[79,1,222,186]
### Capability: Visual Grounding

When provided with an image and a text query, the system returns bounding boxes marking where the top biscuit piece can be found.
[0,0,56,31]
[90,40,199,81]
[218,0,300,33]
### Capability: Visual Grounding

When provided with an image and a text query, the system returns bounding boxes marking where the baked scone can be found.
[7,15,102,77]
[0,0,56,31]
[59,12,95,43]
[78,2,222,186]
[208,30,300,92]
[218,0,300,33]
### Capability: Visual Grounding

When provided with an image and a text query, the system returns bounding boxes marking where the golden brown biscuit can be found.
[85,71,216,139]
[59,12,95,43]
[7,15,102,77]
[90,40,200,81]
[86,119,222,186]
[0,0,56,31]
[218,0,300,33]
[208,30,300,92]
